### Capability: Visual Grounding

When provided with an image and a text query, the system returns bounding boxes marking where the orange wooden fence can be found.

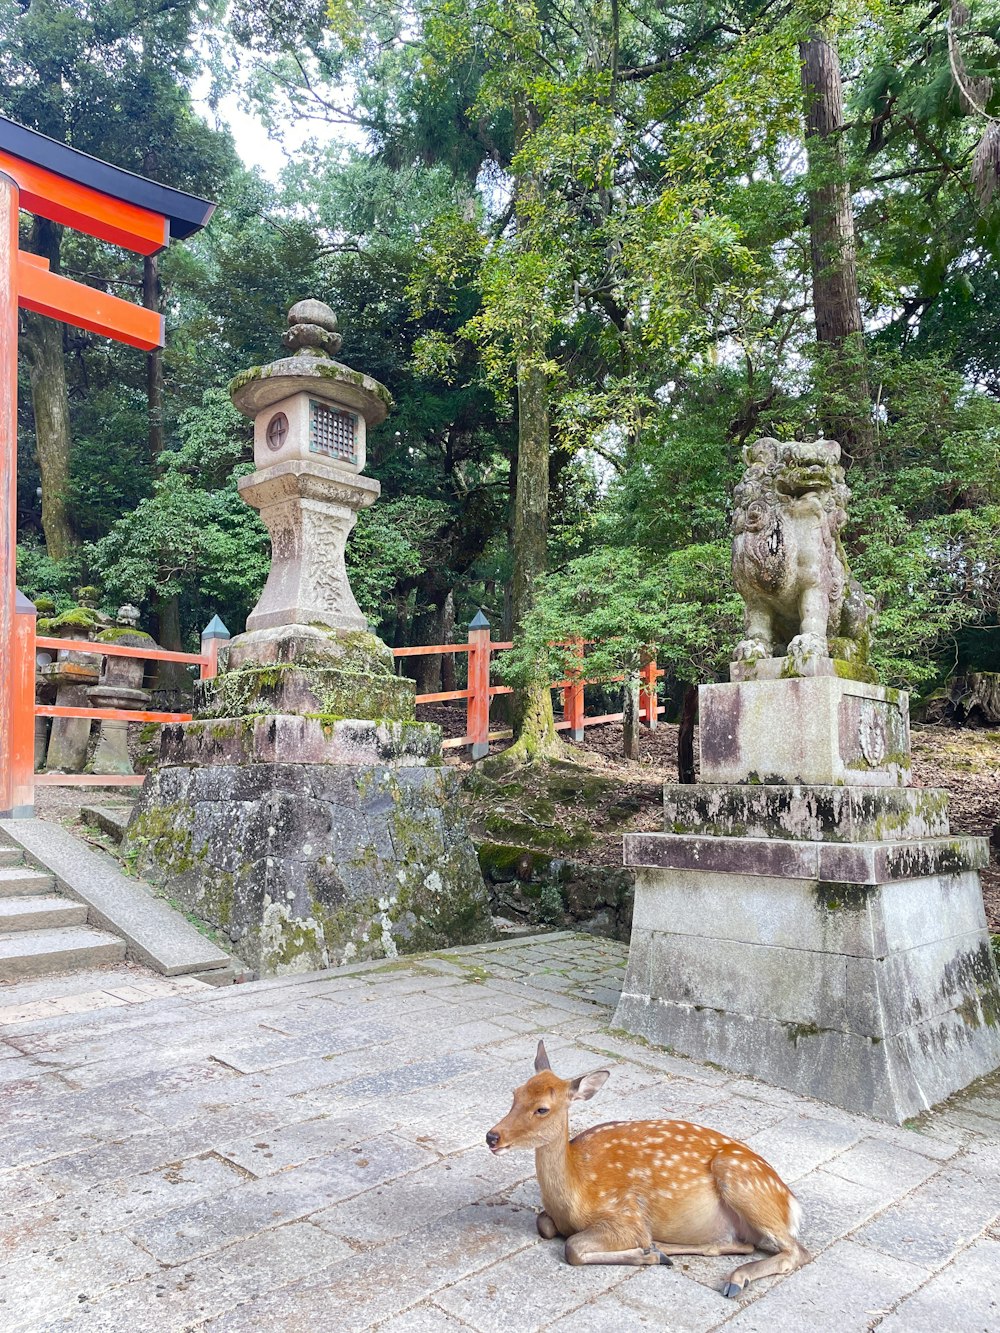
[8,601,663,813]
[394,613,664,759]
[11,601,228,804]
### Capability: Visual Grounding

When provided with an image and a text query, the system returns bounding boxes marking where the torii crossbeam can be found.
[0,116,214,816]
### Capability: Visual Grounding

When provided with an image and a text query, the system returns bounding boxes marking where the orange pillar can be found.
[10,592,36,816]
[467,610,491,760]
[641,654,659,731]
[0,171,18,818]
[563,638,585,742]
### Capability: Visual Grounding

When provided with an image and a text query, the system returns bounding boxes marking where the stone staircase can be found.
[0,843,125,981]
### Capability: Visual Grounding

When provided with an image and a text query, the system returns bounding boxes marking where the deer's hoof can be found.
[722,1282,745,1299]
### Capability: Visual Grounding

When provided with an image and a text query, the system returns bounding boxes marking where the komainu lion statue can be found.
[731,437,871,669]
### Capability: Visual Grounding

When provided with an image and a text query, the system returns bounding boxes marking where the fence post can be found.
[640,653,658,731]
[563,637,585,742]
[200,614,230,681]
[8,590,36,818]
[467,609,491,760]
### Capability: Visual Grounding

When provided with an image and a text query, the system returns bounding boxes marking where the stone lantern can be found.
[88,605,155,776]
[124,301,490,977]
[39,608,102,773]
[229,299,384,640]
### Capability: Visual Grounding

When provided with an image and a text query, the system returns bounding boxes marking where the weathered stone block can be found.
[614,863,1000,1122]
[663,783,951,843]
[623,830,987,883]
[124,757,492,978]
[159,716,440,769]
[699,676,910,786]
[195,662,415,722]
[730,654,878,684]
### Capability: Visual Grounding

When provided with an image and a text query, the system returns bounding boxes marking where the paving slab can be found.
[0,931,997,1333]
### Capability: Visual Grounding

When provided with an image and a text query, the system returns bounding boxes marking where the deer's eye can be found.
[535,1107,550,1116]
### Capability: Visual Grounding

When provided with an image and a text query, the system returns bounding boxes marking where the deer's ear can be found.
[569,1069,610,1101]
[534,1040,551,1073]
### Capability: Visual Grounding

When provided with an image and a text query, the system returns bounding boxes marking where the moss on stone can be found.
[785,1022,824,1042]
[478,842,556,882]
[95,627,154,644]
[37,606,102,635]
[198,659,414,722]
[816,881,875,912]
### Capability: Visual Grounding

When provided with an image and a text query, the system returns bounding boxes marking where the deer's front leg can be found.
[536,1211,559,1239]
[564,1221,672,1268]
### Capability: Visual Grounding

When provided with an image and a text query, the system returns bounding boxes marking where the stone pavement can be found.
[1,931,997,1332]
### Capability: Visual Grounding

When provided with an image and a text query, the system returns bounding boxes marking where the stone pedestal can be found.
[124,301,492,976]
[699,672,910,788]
[614,676,1000,1123]
[128,716,488,974]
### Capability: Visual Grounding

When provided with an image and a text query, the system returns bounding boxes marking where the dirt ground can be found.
[419,701,1000,932]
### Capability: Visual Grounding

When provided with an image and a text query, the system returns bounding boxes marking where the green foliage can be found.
[88,393,269,642]
[347,497,453,626]
[9,0,1000,700]
[502,543,741,691]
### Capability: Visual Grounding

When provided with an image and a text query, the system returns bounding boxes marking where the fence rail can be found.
[396,618,663,760]
[9,601,663,814]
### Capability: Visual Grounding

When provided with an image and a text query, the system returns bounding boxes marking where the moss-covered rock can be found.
[122,755,492,977]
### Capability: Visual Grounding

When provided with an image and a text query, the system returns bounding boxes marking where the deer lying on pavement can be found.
[486,1041,808,1298]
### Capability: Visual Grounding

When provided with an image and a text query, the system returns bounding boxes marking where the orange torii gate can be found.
[0,116,213,817]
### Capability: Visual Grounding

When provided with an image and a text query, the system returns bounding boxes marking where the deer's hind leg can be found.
[564,1212,673,1268]
[711,1154,809,1298]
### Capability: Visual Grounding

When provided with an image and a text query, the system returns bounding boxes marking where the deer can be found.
[485,1041,808,1298]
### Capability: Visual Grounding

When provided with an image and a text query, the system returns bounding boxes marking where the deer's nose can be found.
[486,1130,500,1149]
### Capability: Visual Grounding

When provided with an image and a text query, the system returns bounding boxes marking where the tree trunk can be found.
[21,218,76,559]
[506,352,562,761]
[622,671,640,761]
[154,595,190,697]
[144,255,164,460]
[489,104,565,767]
[677,683,697,784]
[800,31,872,466]
[440,590,456,693]
[412,597,442,694]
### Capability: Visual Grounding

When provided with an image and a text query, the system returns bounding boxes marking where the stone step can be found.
[0,895,88,933]
[186,965,245,987]
[0,866,57,898]
[80,804,133,844]
[0,926,126,981]
[0,845,22,867]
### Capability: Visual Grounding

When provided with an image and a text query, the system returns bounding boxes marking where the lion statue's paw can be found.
[734,638,770,663]
[787,632,827,669]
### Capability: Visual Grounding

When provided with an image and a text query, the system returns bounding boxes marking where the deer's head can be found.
[486,1040,610,1153]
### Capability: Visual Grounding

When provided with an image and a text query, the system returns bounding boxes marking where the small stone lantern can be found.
[88,605,155,776]
[39,608,102,773]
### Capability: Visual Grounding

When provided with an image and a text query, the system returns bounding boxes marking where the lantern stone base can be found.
[614,784,1000,1123]
[124,717,492,977]
[195,627,417,724]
